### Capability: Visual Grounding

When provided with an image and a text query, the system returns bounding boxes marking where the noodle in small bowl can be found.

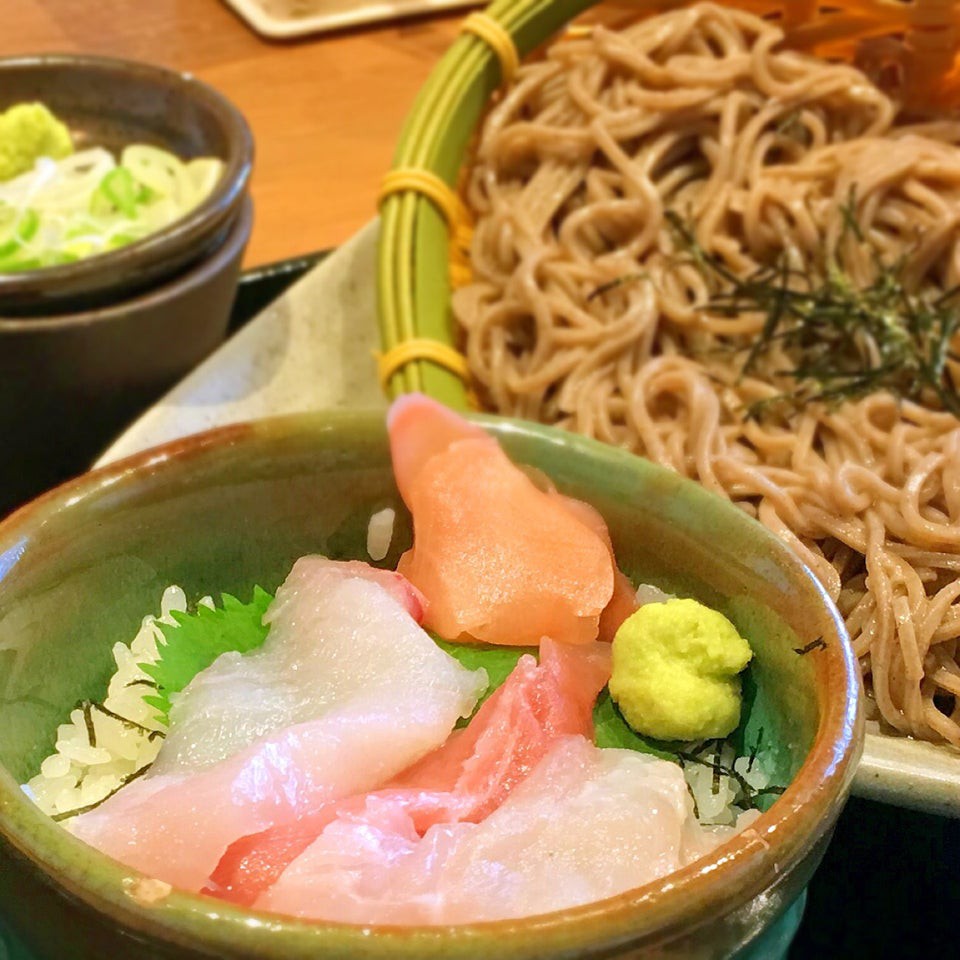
[0,412,858,958]
[377,0,960,816]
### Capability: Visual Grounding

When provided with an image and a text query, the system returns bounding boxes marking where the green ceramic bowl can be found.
[0,411,861,959]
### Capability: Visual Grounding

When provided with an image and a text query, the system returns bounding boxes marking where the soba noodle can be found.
[455,2,960,746]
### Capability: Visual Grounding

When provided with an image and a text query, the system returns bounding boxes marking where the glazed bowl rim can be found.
[0,410,863,958]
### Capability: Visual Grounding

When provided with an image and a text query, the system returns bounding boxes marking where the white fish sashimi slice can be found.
[153,558,431,774]
[259,736,712,925]
[70,558,486,892]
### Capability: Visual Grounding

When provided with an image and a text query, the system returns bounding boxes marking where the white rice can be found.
[24,586,211,819]
[635,583,675,606]
[366,507,396,562]
[682,740,771,826]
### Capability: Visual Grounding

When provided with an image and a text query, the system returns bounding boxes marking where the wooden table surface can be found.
[4,0,464,266]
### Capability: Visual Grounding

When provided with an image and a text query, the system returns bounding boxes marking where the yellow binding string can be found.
[452,220,473,253]
[379,168,468,227]
[449,261,473,289]
[378,168,475,394]
[377,339,470,392]
[379,166,473,261]
[461,12,520,85]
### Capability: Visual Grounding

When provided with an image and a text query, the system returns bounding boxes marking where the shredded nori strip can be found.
[678,749,752,800]
[81,702,96,749]
[677,745,785,812]
[666,196,960,418]
[90,702,165,741]
[681,766,701,820]
[748,726,764,773]
[794,637,827,655]
[50,764,151,822]
[753,785,787,799]
[586,272,649,302]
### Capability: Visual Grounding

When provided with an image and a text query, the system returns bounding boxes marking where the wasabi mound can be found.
[0,103,72,182]
[610,598,753,741]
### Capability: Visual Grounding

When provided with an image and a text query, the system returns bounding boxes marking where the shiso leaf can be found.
[431,637,681,761]
[592,690,681,761]
[596,674,787,811]
[432,637,537,724]
[140,587,273,725]
[727,667,760,758]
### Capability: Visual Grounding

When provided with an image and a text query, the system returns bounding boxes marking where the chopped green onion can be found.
[106,231,140,249]
[17,208,39,242]
[0,208,40,259]
[0,145,223,273]
[98,167,140,218]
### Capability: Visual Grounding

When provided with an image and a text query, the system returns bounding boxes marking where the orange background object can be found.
[2,0,462,266]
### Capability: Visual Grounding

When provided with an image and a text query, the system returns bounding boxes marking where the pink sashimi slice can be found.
[387,393,490,506]
[388,394,616,646]
[330,560,428,623]
[394,638,610,812]
[551,494,639,641]
[206,639,610,906]
[203,790,444,907]
[255,736,708,925]
[69,559,484,892]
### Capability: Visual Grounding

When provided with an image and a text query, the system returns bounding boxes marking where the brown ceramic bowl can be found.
[0,196,252,517]
[0,411,862,959]
[0,54,253,316]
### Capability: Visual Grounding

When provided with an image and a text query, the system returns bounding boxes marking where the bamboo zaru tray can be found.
[376,0,960,816]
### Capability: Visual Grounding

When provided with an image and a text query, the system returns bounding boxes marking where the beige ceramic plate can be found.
[99,218,960,819]
[220,0,477,39]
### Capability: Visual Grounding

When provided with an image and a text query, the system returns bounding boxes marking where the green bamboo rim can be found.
[377,0,595,407]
